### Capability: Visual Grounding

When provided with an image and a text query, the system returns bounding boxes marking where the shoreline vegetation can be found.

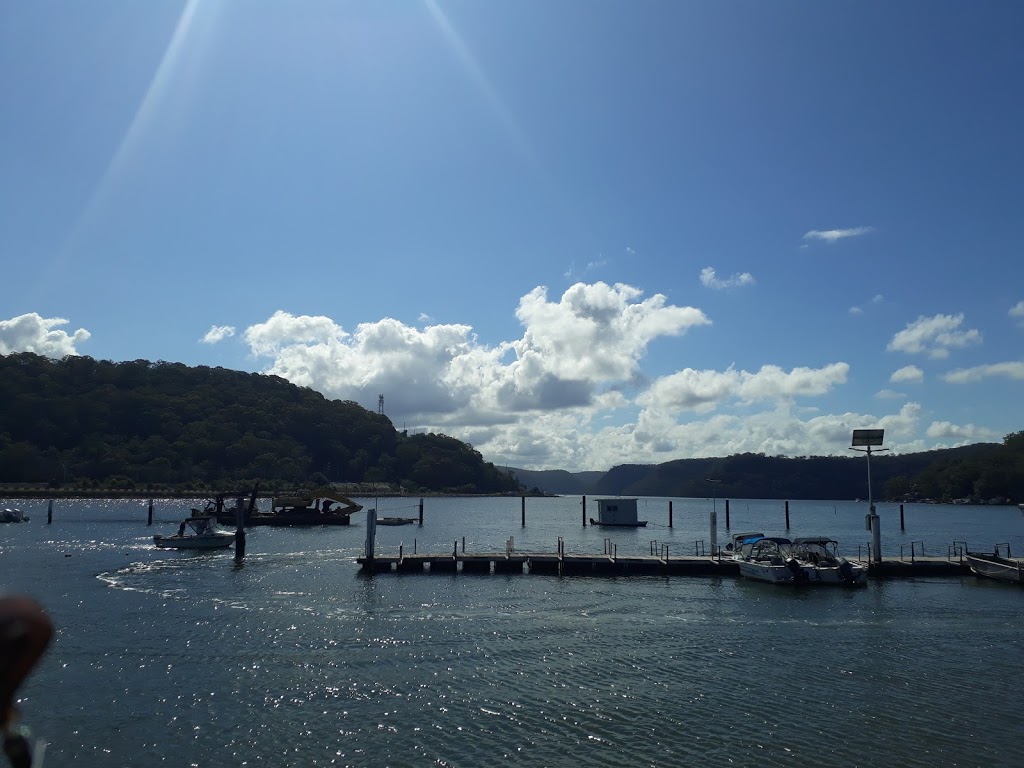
[1,354,1022,504]
[0,485,551,501]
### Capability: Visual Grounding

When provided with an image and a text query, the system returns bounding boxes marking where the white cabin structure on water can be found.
[590,498,647,527]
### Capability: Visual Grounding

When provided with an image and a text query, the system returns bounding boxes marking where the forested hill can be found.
[0,352,522,495]
[512,436,1024,504]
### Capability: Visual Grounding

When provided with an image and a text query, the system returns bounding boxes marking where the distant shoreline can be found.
[0,488,549,500]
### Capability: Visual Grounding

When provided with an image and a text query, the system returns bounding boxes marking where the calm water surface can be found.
[2,496,1022,767]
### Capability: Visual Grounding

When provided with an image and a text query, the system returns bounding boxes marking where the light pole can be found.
[705,477,722,515]
[705,478,722,553]
[851,429,887,566]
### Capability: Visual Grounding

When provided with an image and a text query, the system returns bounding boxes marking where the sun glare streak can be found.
[51,0,205,275]
[422,0,545,177]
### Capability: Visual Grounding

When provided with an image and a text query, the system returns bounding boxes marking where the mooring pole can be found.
[725,499,730,529]
[234,527,246,559]
[147,499,154,526]
[582,495,587,527]
[709,508,718,557]
[521,496,526,527]
[784,500,790,529]
[364,508,377,563]
[418,498,424,526]
[47,499,53,524]
[668,500,673,528]
[900,503,905,532]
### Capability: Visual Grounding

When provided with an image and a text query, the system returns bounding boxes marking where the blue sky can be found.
[2,1,1022,472]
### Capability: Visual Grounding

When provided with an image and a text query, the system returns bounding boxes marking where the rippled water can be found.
[2,496,1023,767]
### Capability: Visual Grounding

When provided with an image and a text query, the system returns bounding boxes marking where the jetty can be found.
[357,544,975,579]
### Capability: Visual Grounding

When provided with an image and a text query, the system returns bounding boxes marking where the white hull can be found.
[798,562,867,585]
[738,560,796,583]
[966,553,1024,584]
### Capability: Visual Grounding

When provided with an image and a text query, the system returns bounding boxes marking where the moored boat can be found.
[965,551,1024,584]
[736,536,799,583]
[203,493,364,527]
[589,498,647,527]
[153,515,236,550]
[1,508,29,523]
[789,537,867,586]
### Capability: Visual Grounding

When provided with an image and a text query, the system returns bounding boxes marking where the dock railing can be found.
[602,538,617,561]
[900,541,925,563]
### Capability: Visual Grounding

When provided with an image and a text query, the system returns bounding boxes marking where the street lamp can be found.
[705,478,722,553]
[705,477,722,515]
[850,429,887,566]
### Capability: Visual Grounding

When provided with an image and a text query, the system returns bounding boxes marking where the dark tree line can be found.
[515,436,1024,503]
[0,352,522,495]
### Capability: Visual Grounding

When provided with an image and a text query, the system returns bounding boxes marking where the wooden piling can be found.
[784,500,790,529]
[725,499,730,529]
[147,499,154,526]
[234,527,246,560]
[521,496,526,527]
[47,499,53,524]
[668,500,673,528]
[900,503,905,531]
[418,498,424,526]
[582,495,587,527]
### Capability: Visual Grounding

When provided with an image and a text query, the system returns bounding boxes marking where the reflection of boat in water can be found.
[965,551,1024,584]
[153,516,235,550]
[1,508,29,523]
[376,516,417,526]
[589,498,647,528]
[202,493,364,527]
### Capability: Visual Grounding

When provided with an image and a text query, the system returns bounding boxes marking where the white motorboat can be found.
[965,551,1024,584]
[789,537,867,586]
[736,536,799,583]
[725,531,764,556]
[1,508,29,523]
[153,515,235,550]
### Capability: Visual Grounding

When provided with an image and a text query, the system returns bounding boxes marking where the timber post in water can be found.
[900,504,905,531]
[785,500,790,529]
[725,499,730,529]
[234,527,246,559]
[582,496,586,527]
[147,499,153,526]
[364,508,377,563]
[521,496,526,527]
[668,500,673,528]
[47,499,53,524]
[418,498,424,526]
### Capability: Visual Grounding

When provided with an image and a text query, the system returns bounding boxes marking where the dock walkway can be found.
[357,551,973,578]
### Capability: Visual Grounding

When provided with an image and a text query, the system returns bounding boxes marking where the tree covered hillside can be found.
[0,353,522,495]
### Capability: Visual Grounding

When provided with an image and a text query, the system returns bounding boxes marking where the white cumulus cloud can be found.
[637,363,850,414]
[925,421,999,442]
[0,313,90,357]
[700,267,755,290]
[941,361,1024,384]
[886,313,981,359]
[890,365,924,384]
[802,226,875,243]
[201,325,236,344]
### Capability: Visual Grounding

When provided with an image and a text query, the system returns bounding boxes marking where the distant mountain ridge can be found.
[511,440,1023,503]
